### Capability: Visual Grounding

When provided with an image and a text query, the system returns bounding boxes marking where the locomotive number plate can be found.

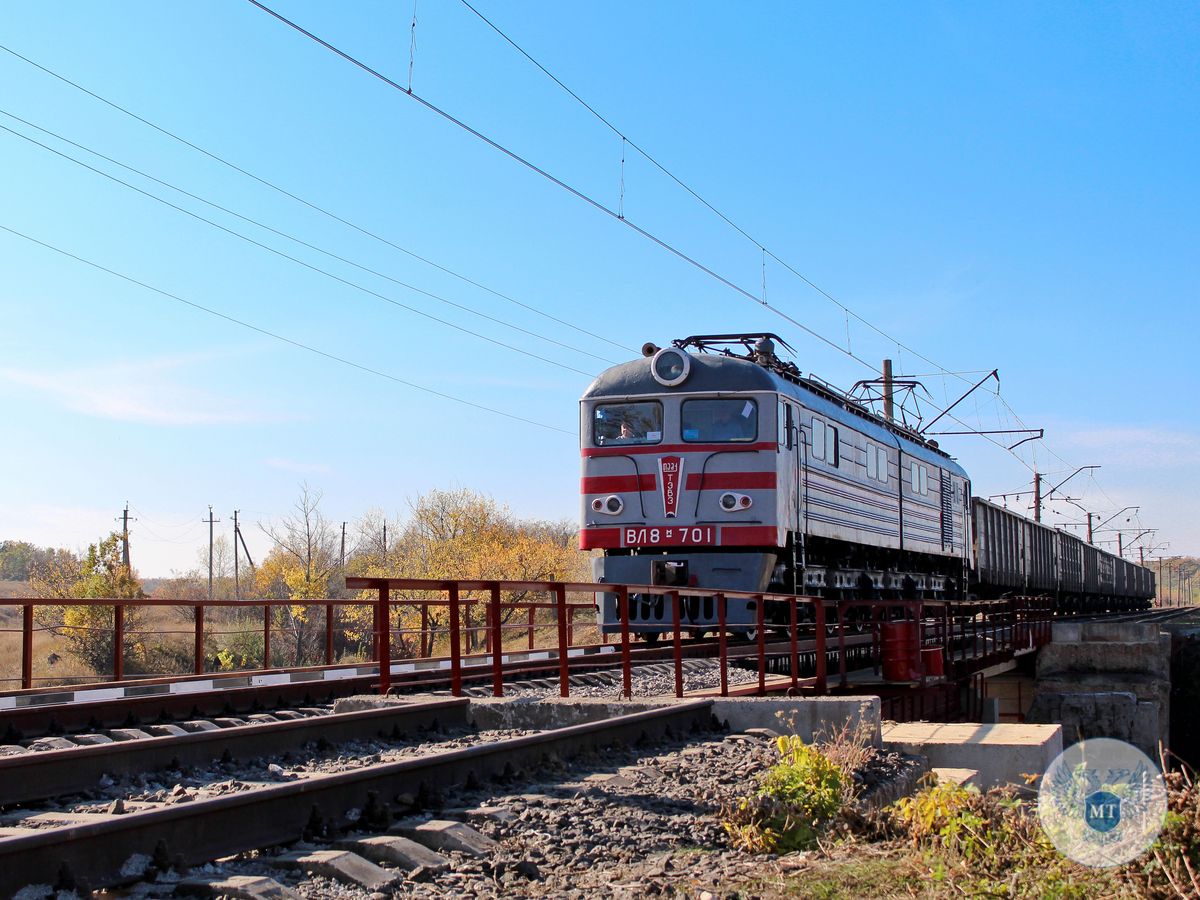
[622,526,716,547]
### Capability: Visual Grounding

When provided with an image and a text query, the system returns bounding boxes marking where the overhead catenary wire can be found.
[0,42,635,357]
[244,0,872,368]
[244,0,1036,469]
[0,223,575,436]
[455,0,988,387]
[0,120,597,379]
[0,107,616,367]
[6,22,1036,470]
[453,1,1107,480]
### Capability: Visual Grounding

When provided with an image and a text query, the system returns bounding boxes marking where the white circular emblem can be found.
[1037,737,1168,867]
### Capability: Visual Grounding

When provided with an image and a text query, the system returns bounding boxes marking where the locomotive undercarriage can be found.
[597,532,967,636]
[778,534,964,601]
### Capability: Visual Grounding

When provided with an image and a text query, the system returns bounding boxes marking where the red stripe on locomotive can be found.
[580,474,657,494]
[684,472,776,490]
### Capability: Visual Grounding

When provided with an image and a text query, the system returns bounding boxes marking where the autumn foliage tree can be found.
[256,484,342,665]
[347,487,588,657]
[29,532,148,675]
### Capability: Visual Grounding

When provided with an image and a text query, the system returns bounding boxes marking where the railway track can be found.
[2,604,1183,744]
[0,699,717,896]
[0,634,836,742]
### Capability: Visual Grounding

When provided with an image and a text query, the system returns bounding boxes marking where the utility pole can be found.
[382,521,388,557]
[1033,473,1042,524]
[882,358,894,423]
[119,504,132,566]
[1086,513,1095,545]
[204,506,220,603]
[340,522,347,569]
[1139,546,1144,566]
[1118,532,1123,558]
[235,518,254,585]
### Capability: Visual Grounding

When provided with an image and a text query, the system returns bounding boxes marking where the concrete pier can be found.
[1027,621,1170,755]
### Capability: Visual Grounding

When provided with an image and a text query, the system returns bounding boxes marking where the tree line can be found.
[5,486,588,680]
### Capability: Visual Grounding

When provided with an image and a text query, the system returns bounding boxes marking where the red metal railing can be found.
[1,585,1056,710]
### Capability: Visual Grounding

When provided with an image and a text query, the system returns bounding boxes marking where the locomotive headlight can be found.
[720,492,752,511]
[592,495,624,515]
[650,347,691,387]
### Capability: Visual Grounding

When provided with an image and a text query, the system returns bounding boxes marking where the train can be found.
[579,333,1155,636]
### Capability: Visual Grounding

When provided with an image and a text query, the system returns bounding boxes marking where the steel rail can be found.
[0,700,716,895]
[0,698,470,806]
[0,637,723,738]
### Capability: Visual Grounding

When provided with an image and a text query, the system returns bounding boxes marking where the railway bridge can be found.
[2,580,1190,741]
[0,583,1194,895]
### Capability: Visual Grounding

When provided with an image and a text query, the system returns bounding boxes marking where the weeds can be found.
[724,734,846,852]
[1118,756,1200,897]
[886,777,1120,898]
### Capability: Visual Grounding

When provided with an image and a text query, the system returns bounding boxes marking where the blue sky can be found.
[0,1,1196,575]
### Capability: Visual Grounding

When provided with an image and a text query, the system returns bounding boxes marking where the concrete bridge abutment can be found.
[1026,621,1170,756]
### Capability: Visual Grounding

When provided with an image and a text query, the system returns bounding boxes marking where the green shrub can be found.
[724,735,846,853]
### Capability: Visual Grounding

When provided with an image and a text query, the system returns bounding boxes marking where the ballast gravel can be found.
[0,729,536,824]
[85,730,923,899]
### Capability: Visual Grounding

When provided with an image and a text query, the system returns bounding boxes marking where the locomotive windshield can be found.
[681,398,758,442]
[593,401,663,445]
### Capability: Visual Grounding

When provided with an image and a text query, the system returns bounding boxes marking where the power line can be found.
[455,0,986,388]
[0,42,634,357]
[6,23,1033,470]
[0,106,614,367]
[244,0,1037,469]
[0,119,596,379]
[0,222,574,435]
[454,1,1104,480]
[244,0,873,369]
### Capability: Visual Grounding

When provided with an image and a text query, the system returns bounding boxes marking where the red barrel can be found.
[921,646,944,677]
[881,621,921,681]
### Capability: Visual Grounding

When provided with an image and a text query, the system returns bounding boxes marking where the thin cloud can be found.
[0,356,286,426]
[264,457,332,475]
[1059,426,1200,468]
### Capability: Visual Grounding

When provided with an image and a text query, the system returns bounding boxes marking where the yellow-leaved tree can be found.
[347,488,587,658]
[30,532,148,676]
[256,484,341,665]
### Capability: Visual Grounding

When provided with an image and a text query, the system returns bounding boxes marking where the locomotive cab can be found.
[580,347,784,634]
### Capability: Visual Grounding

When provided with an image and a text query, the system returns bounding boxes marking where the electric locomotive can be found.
[579,334,1154,636]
